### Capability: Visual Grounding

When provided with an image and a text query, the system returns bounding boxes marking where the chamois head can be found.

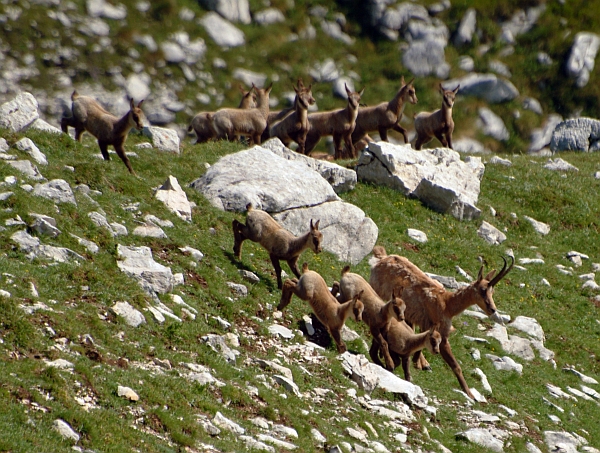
[389,288,406,322]
[129,98,145,130]
[239,84,257,108]
[439,83,459,109]
[308,219,323,253]
[345,83,364,110]
[472,256,514,317]
[294,83,315,109]
[426,327,442,354]
[401,76,418,105]
[352,290,365,322]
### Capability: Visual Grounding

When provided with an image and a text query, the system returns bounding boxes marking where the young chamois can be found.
[369,246,513,399]
[209,83,272,145]
[261,78,307,143]
[278,263,364,353]
[61,91,144,174]
[269,83,316,154]
[232,204,323,289]
[351,76,418,148]
[331,266,406,371]
[413,84,459,150]
[188,85,256,144]
[303,84,364,159]
[378,321,442,382]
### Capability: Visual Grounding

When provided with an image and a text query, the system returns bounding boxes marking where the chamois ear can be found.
[312,219,320,230]
[358,87,365,97]
[453,84,460,94]
[265,82,273,94]
[302,262,309,273]
[439,83,445,93]
[345,83,351,96]
[400,75,405,86]
[293,85,299,94]
[130,98,135,109]
[239,84,246,94]
[137,100,144,108]
[297,77,305,89]
[407,77,415,86]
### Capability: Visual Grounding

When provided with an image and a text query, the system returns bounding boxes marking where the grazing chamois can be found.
[303,84,364,159]
[413,84,459,150]
[232,204,323,289]
[369,246,513,399]
[352,76,418,147]
[331,266,405,371]
[61,91,144,174]
[377,321,442,381]
[210,83,272,145]
[269,83,316,154]
[279,263,364,353]
[188,85,256,144]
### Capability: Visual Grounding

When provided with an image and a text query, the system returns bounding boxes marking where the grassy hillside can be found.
[0,125,599,452]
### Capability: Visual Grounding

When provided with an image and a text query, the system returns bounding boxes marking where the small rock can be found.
[117,385,139,401]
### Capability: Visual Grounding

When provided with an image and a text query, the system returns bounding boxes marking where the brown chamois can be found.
[413,84,459,150]
[269,83,316,154]
[378,321,442,381]
[303,84,364,159]
[61,90,144,174]
[188,85,256,144]
[209,83,272,145]
[352,76,418,147]
[369,245,513,399]
[261,78,307,143]
[232,204,323,289]
[331,266,405,371]
[278,263,364,353]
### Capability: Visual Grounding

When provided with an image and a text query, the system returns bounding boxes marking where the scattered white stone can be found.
[563,367,598,384]
[519,257,545,265]
[546,383,577,401]
[456,428,504,452]
[256,433,297,450]
[474,368,493,394]
[213,411,245,434]
[179,246,204,262]
[117,385,139,401]
[110,301,146,327]
[523,215,550,235]
[485,354,523,374]
[268,324,294,339]
[132,223,167,238]
[478,221,506,245]
[407,228,427,243]
[53,419,80,442]
[46,359,75,369]
[274,374,302,397]
[544,158,579,172]
[15,138,47,165]
[226,282,248,297]
[154,175,192,222]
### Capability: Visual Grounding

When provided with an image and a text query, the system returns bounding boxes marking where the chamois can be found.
[278,263,364,353]
[413,84,459,150]
[378,321,442,381]
[269,83,316,154]
[61,91,144,174]
[261,78,307,143]
[303,84,364,159]
[232,204,323,289]
[331,266,405,371]
[210,83,272,145]
[188,85,256,144]
[369,246,513,399]
[352,76,418,147]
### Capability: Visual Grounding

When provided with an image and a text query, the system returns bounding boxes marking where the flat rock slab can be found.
[154,175,192,222]
[142,126,180,153]
[191,145,376,263]
[357,142,484,220]
[11,229,85,262]
[33,179,77,205]
[0,92,39,132]
[443,73,519,103]
[116,244,175,295]
[111,301,146,327]
[5,160,45,180]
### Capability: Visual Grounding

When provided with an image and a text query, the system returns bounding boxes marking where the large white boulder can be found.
[357,142,484,220]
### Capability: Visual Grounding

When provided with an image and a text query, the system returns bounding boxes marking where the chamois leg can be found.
[75,127,85,142]
[98,141,111,161]
[413,135,426,150]
[378,127,389,142]
[370,336,394,371]
[330,281,340,298]
[433,131,448,148]
[369,339,385,367]
[333,132,343,160]
[329,328,347,353]
[391,123,409,143]
[342,132,355,159]
[401,355,412,381]
[446,130,454,150]
[113,141,135,174]
[439,337,474,399]
[277,278,297,311]
[304,131,321,156]
[412,350,431,370]
[296,134,307,155]
[232,220,247,259]
[270,254,284,290]
[287,256,301,279]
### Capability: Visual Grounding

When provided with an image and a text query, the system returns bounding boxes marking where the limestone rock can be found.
[477,107,509,141]
[550,117,600,152]
[454,8,476,47]
[11,230,84,262]
[117,385,139,401]
[199,12,245,48]
[33,179,76,205]
[116,244,175,295]
[15,138,47,165]
[53,419,80,442]
[478,221,506,245]
[544,158,579,172]
[199,0,251,24]
[523,216,550,235]
[566,32,600,87]
[155,175,192,222]
[443,73,519,103]
[357,142,483,220]
[0,92,39,132]
[142,126,180,153]
[111,301,146,327]
[456,428,504,452]
[5,160,44,180]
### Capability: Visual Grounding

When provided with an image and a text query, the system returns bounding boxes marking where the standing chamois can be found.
[352,76,418,149]
[232,204,323,289]
[413,84,459,150]
[261,78,307,143]
[209,83,272,145]
[61,90,144,174]
[303,84,364,159]
[279,263,364,353]
[369,246,513,399]
[269,82,316,154]
[188,85,256,144]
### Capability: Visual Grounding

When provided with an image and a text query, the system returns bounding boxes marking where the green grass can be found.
[0,126,599,452]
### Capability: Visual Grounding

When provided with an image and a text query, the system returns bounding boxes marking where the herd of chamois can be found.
[232,203,513,398]
[57,79,510,397]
